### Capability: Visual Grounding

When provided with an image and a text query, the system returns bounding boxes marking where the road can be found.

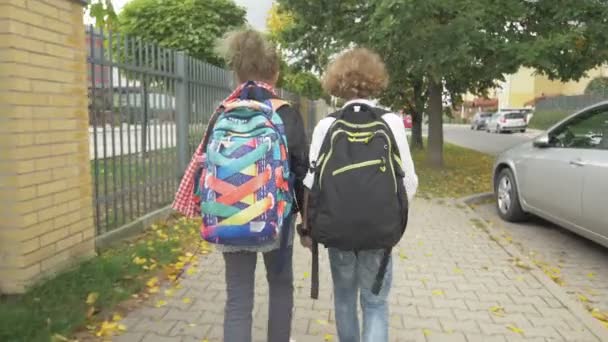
[440,124,543,155]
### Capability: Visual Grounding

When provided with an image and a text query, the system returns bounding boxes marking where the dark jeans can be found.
[223,246,294,342]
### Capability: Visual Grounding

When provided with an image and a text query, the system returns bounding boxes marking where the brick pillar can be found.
[0,0,94,294]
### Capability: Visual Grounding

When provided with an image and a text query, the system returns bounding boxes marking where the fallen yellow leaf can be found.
[189,323,197,327]
[588,272,596,279]
[432,289,444,296]
[146,277,159,288]
[165,289,175,297]
[96,321,118,337]
[324,334,334,341]
[424,252,433,257]
[399,252,408,260]
[118,324,127,331]
[591,308,608,322]
[303,272,310,279]
[453,267,463,274]
[514,260,532,270]
[148,286,160,294]
[186,267,197,276]
[133,256,147,265]
[155,300,167,308]
[577,294,589,303]
[183,297,192,304]
[316,319,328,325]
[86,292,99,305]
[490,306,505,317]
[422,329,432,336]
[185,252,194,258]
[112,313,123,322]
[506,324,524,335]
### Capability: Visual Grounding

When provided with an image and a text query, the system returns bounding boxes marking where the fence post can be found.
[175,52,189,178]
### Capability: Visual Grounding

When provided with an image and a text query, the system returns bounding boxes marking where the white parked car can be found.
[487,111,528,133]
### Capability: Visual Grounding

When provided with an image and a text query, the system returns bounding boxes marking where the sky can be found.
[91,0,273,31]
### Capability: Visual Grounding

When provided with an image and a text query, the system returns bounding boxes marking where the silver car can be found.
[493,101,608,248]
[487,111,528,133]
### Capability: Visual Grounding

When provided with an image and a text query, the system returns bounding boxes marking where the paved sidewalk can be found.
[114,199,606,342]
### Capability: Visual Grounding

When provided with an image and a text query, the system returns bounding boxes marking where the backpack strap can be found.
[269,99,289,111]
[311,240,319,299]
[372,248,392,295]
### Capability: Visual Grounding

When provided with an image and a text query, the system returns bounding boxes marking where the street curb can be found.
[458,197,608,341]
[461,192,494,206]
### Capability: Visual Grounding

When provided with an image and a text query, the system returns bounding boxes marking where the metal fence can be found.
[530,91,608,129]
[535,91,608,113]
[87,27,328,236]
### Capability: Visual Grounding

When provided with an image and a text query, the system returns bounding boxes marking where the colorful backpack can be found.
[196,97,293,246]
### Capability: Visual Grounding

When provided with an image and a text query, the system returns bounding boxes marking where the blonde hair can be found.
[322,48,389,99]
[217,29,280,84]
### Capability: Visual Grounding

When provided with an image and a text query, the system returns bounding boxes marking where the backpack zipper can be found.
[319,128,397,192]
[332,158,385,176]
[375,130,397,193]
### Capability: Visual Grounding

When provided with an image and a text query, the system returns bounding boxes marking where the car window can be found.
[505,112,525,119]
[481,113,492,118]
[549,107,608,150]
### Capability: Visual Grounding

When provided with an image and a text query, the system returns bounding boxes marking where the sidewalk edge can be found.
[458,196,608,341]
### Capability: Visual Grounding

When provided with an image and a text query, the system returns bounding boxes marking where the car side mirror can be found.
[533,135,551,148]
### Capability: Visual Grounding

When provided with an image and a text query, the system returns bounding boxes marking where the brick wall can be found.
[0,0,94,294]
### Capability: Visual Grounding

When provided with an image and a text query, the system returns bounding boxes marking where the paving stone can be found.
[114,200,602,342]
[425,331,467,342]
[140,333,178,342]
[113,332,144,342]
[439,318,481,334]
[133,319,177,335]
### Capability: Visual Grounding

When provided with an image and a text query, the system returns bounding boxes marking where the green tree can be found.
[282,71,324,100]
[277,0,608,167]
[278,0,524,166]
[88,0,118,30]
[585,77,608,95]
[117,0,246,67]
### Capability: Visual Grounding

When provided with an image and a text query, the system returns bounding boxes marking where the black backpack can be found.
[308,103,409,298]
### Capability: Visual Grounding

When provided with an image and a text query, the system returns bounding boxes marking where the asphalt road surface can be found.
[440,124,543,155]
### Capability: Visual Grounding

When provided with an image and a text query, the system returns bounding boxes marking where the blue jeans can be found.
[328,248,393,342]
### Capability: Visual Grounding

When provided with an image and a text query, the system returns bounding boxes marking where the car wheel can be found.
[496,125,501,134]
[495,168,526,222]
[520,129,526,133]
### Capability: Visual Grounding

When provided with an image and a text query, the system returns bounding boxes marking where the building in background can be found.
[496,65,608,109]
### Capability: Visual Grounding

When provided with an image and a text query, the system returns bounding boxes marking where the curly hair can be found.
[216,29,280,84]
[322,48,389,99]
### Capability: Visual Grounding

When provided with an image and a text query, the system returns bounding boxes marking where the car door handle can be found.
[569,160,587,167]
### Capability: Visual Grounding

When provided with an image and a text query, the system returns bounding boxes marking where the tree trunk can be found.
[427,80,443,168]
[410,80,425,150]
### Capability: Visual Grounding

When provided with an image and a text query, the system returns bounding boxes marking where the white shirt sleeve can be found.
[382,113,419,202]
[303,117,334,189]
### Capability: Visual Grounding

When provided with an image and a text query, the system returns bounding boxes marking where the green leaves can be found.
[118,0,246,67]
[88,0,118,30]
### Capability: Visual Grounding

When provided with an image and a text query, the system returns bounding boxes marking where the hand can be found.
[300,235,313,250]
